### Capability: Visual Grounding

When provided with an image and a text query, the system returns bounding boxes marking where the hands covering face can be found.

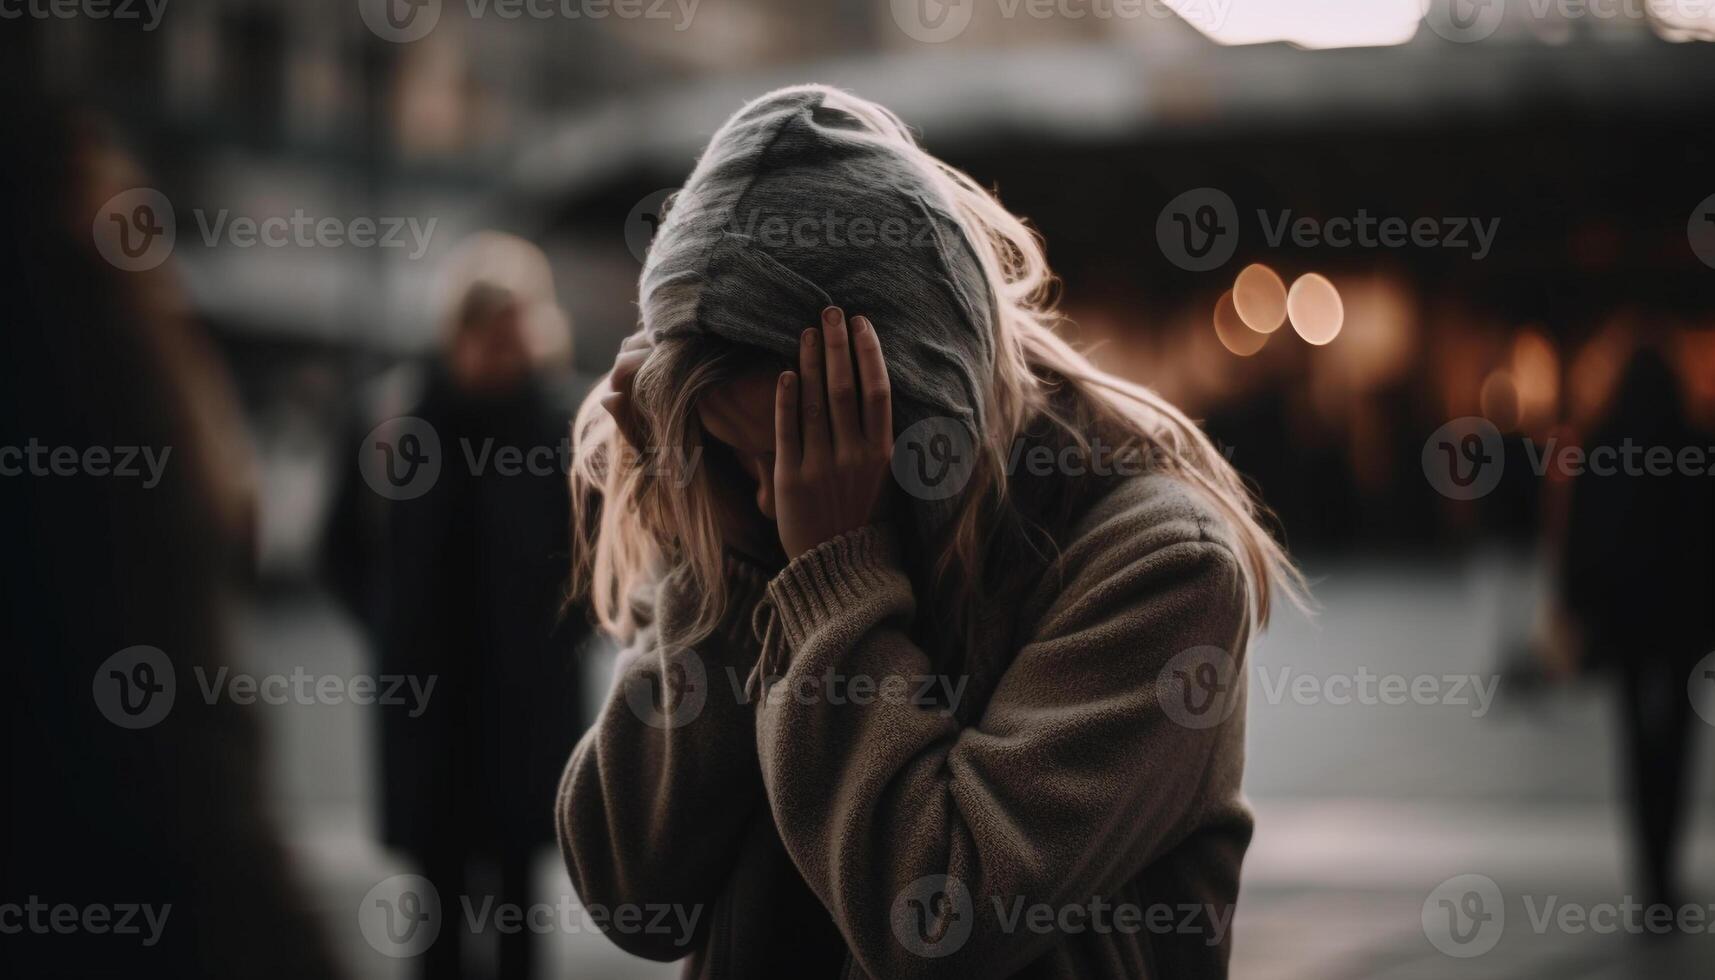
[773,306,893,560]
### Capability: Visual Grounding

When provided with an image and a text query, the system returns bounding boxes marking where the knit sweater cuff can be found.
[765,524,905,652]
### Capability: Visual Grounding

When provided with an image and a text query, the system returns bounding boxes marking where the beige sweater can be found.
[557,472,1255,978]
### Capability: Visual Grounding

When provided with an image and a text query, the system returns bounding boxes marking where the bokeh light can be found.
[1214,289,1269,356]
[1287,273,1344,345]
[1233,263,1289,334]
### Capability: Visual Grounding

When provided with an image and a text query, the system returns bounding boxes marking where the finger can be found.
[798,326,830,468]
[610,349,648,392]
[820,306,861,454]
[619,333,651,355]
[775,371,800,471]
[852,315,892,450]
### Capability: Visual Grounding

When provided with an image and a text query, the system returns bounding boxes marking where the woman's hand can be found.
[599,331,651,448]
[774,307,893,560]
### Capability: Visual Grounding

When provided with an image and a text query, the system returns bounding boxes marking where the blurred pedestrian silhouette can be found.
[323,235,591,980]
[0,100,341,979]
[1562,345,1715,914]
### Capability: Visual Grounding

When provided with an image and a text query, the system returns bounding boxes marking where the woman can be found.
[558,85,1301,979]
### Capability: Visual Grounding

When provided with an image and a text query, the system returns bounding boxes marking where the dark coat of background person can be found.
[0,100,342,978]
[322,357,592,978]
[1562,346,1715,908]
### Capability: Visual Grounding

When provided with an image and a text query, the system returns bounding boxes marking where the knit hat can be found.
[641,85,997,529]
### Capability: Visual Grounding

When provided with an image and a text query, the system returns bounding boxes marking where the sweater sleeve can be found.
[753,516,1252,979]
[555,553,773,961]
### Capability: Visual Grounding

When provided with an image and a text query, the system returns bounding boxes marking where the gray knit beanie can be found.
[641,85,997,517]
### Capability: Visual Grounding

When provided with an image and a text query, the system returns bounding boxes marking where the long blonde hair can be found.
[570,85,1304,647]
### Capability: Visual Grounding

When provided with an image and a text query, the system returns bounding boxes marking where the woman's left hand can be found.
[774,306,893,560]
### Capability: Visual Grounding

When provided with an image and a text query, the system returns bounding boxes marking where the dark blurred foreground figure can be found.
[0,105,340,978]
[1563,346,1715,913]
[323,236,590,980]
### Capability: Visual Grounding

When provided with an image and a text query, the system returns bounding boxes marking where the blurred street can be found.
[250,555,1715,979]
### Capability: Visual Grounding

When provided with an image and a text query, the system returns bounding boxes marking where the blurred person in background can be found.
[0,101,340,979]
[322,234,590,980]
[558,85,1305,979]
[1563,343,1715,917]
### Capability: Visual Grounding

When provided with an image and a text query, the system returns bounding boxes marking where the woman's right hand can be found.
[599,332,652,448]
